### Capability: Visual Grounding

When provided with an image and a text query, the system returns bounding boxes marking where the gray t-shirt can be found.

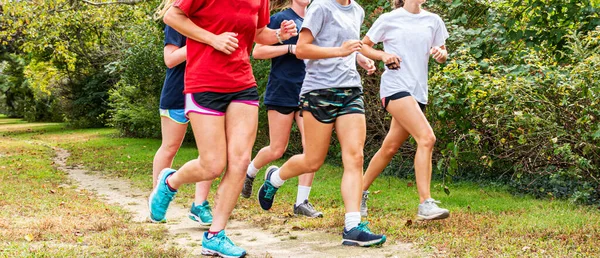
[300,0,365,95]
[366,8,449,104]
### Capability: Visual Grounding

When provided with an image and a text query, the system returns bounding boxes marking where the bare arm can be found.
[252,44,294,60]
[360,36,401,69]
[164,6,239,54]
[255,20,298,45]
[164,45,186,68]
[295,29,362,60]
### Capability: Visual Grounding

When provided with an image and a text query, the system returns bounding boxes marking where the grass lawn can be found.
[3,117,600,256]
[0,121,185,257]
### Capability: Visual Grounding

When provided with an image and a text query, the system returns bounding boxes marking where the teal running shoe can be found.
[189,200,213,226]
[148,168,177,223]
[201,231,247,258]
[257,166,280,210]
[342,222,387,247]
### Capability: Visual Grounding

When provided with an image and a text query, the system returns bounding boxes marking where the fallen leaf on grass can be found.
[74,231,83,237]
[522,246,530,251]
[49,189,55,194]
[444,186,450,195]
[407,182,413,187]
[291,226,303,231]
[405,219,413,227]
[372,190,381,195]
[25,234,34,242]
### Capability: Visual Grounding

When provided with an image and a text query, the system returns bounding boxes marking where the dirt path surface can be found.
[53,147,420,258]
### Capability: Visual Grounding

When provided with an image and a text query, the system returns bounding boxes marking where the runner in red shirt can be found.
[148,1,297,257]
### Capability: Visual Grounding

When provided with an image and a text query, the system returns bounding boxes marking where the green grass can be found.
[0,120,185,257]
[3,117,600,256]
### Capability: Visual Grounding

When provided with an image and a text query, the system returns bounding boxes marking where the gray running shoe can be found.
[360,191,369,217]
[241,174,255,199]
[293,200,323,218]
[417,198,450,220]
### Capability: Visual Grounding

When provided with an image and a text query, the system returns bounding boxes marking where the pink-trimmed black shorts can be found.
[185,86,259,117]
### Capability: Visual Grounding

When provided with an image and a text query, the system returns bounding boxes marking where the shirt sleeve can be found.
[267,13,282,30]
[173,0,203,17]
[257,0,270,29]
[164,25,185,47]
[432,15,449,47]
[301,3,326,38]
[365,14,387,44]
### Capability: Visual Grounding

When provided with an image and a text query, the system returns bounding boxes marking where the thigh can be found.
[386,96,433,139]
[160,116,188,146]
[267,109,295,149]
[382,117,411,150]
[188,112,227,165]
[225,102,259,162]
[334,113,366,163]
[294,110,306,149]
[302,112,334,164]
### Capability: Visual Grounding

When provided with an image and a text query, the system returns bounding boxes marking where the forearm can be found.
[359,44,384,61]
[165,46,187,68]
[252,44,290,60]
[164,7,215,46]
[255,28,281,45]
[296,43,341,59]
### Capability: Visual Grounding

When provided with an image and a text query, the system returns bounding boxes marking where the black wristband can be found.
[288,44,292,54]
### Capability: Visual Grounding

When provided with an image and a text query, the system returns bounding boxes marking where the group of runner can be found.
[149,0,450,257]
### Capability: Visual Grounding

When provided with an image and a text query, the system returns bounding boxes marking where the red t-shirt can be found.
[173,0,270,93]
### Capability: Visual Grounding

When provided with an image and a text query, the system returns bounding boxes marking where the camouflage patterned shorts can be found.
[299,87,365,124]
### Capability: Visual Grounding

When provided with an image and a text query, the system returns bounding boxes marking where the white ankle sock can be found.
[246,161,260,178]
[344,212,361,231]
[269,169,285,188]
[296,185,311,206]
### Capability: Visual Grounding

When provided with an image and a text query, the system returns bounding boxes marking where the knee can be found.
[160,142,181,158]
[198,158,226,180]
[305,157,325,173]
[345,151,364,168]
[417,133,436,149]
[269,145,287,160]
[228,154,252,174]
[381,143,401,158]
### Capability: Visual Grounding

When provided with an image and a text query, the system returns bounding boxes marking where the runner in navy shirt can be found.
[241,0,323,218]
[152,1,214,226]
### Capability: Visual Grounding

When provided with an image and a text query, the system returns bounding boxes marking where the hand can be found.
[280,20,298,41]
[430,46,447,62]
[210,32,239,55]
[357,54,376,75]
[337,40,363,57]
[381,52,401,70]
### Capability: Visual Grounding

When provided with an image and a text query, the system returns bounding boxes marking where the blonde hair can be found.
[271,0,292,11]
[154,0,177,20]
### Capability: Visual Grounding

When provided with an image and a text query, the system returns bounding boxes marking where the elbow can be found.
[251,49,266,60]
[164,58,176,69]
[163,8,175,26]
[295,45,307,59]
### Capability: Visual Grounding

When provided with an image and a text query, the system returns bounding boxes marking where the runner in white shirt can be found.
[359,0,450,220]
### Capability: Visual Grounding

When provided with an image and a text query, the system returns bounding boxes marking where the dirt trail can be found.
[53,147,419,258]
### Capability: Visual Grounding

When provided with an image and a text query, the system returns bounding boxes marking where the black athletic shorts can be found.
[266,104,300,115]
[186,86,259,116]
[381,91,426,113]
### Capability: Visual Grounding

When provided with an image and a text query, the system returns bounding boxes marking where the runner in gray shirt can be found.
[257,0,388,248]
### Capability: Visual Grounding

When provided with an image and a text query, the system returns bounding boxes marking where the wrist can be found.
[275,29,284,44]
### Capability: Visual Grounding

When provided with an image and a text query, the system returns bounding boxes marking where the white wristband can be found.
[275,29,284,44]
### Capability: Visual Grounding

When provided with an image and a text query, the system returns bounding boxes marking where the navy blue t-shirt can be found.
[263,8,305,107]
[159,25,186,110]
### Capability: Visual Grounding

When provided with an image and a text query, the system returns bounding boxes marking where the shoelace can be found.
[264,183,277,199]
[201,205,212,217]
[215,233,236,249]
[158,186,175,205]
[356,222,372,233]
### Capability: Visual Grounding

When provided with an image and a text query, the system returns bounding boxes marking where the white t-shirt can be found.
[300,0,364,95]
[366,8,449,104]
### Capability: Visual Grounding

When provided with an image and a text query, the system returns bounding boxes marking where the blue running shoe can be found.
[257,166,280,210]
[342,222,387,247]
[148,168,177,223]
[201,231,247,258]
[189,200,213,226]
